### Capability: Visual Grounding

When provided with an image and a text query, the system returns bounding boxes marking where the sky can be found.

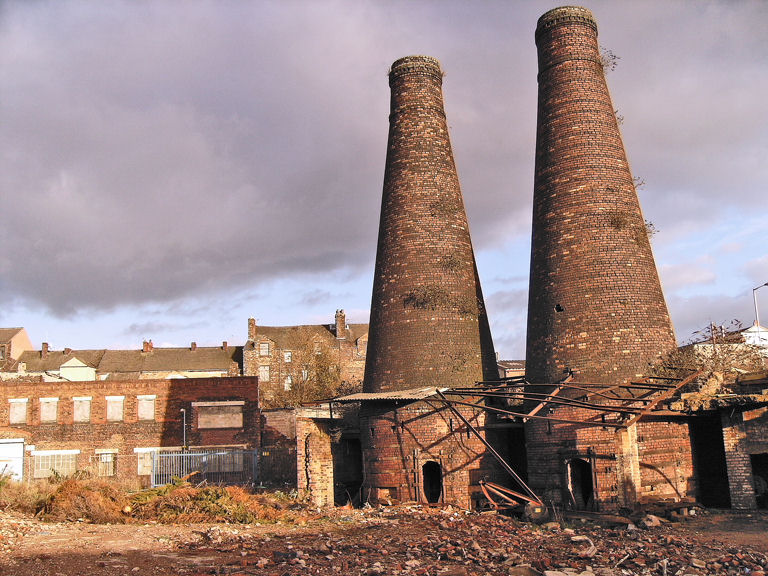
[1,0,767,360]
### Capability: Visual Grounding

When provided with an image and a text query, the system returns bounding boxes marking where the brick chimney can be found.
[41,342,49,359]
[190,342,197,351]
[142,340,153,353]
[362,55,497,393]
[525,6,676,386]
[222,341,228,351]
[335,309,346,339]
[247,317,257,342]
[64,347,71,355]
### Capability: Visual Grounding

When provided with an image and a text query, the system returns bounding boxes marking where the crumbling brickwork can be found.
[721,407,768,509]
[359,400,508,509]
[363,55,497,394]
[525,6,677,386]
[524,397,695,511]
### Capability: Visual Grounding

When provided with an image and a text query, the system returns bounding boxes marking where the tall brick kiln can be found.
[523,7,687,511]
[358,56,503,507]
[525,7,676,387]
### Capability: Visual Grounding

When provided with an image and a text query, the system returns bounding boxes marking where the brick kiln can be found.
[358,55,503,508]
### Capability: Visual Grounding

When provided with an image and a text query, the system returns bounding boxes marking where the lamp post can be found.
[754,282,768,345]
[180,408,187,450]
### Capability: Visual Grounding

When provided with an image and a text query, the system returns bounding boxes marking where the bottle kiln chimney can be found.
[363,55,497,393]
[525,7,677,385]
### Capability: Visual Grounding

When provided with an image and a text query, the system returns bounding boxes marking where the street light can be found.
[180,408,187,450]
[754,282,768,345]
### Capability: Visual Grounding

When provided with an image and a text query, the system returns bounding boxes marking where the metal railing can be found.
[151,449,258,487]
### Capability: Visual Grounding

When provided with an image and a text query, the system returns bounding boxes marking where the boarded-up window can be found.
[137,395,156,421]
[258,364,270,382]
[39,398,58,423]
[284,351,292,363]
[193,401,245,429]
[106,396,124,421]
[259,342,270,356]
[284,375,293,391]
[134,447,164,476]
[8,398,28,425]
[73,397,91,423]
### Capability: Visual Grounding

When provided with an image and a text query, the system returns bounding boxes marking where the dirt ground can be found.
[0,507,766,576]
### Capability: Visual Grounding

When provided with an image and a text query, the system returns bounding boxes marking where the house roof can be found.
[15,345,242,376]
[0,328,25,342]
[17,349,106,371]
[249,323,368,349]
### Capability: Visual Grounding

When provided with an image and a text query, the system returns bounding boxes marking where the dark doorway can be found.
[750,453,768,509]
[332,438,363,506]
[689,415,731,508]
[422,461,442,504]
[567,458,593,510]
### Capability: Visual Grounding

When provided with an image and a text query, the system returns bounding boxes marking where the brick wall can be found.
[525,6,676,386]
[359,399,508,509]
[524,395,695,511]
[722,407,768,509]
[0,376,260,485]
[296,417,334,507]
[362,55,497,395]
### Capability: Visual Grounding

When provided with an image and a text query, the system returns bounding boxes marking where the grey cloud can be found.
[1,0,765,330]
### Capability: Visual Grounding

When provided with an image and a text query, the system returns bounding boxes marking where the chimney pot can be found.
[41,342,49,358]
[191,342,197,351]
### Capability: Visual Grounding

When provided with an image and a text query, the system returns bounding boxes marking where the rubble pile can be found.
[178,506,768,576]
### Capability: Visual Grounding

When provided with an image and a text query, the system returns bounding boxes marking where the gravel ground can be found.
[1,506,766,576]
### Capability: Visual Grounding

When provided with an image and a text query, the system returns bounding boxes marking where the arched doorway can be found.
[567,458,593,510]
[422,461,442,504]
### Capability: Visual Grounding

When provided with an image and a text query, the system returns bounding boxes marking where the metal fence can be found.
[151,449,258,487]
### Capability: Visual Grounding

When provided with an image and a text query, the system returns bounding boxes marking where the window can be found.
[0,345,5,360]
[283,351,292,363]
[313,342,322,355]
[93,449,117,477]
[193,401,245,429]
[39,397,58,423]
[259,342,270,356]
[258,364,270,382]
[106,396,124,421]
[8,398,28,425]
[301,368,309,381]
[134,447,162,476]
[284,375,293,391]
[73,397,92,423]
[32,450,79,479]
[137,395,156,421]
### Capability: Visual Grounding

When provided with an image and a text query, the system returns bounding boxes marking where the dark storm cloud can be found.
[1,0,766,325]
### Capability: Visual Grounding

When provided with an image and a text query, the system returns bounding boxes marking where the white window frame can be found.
[92,449,118,477]
[259,341,270,356]
[32,449,79,479]
[8,398,28,425]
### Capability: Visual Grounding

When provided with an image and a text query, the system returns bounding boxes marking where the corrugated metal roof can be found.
[334,387,448,403]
